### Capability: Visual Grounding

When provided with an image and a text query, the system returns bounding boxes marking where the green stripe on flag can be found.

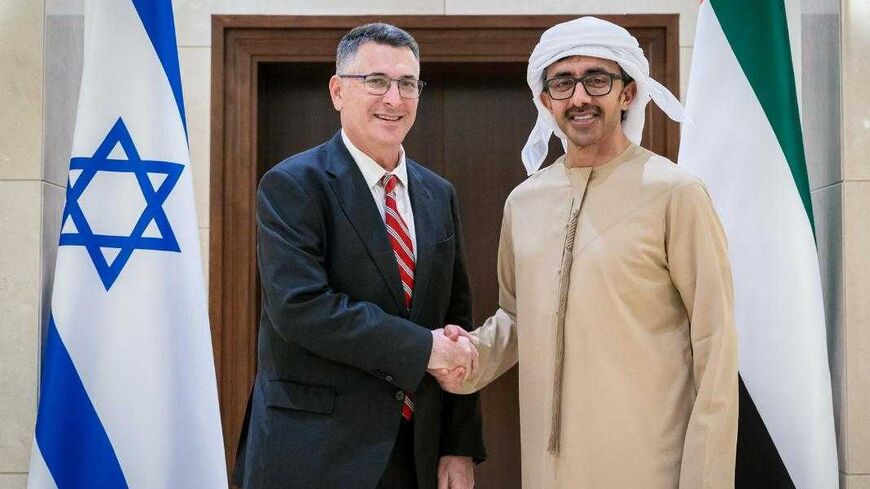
[709,0,815,232]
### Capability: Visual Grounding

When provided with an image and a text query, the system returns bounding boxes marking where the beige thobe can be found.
[462,144,738,489]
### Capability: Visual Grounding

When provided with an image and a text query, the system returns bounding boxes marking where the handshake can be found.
[427,325,477,394]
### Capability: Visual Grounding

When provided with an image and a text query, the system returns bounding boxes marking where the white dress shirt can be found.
[341,130,417,257]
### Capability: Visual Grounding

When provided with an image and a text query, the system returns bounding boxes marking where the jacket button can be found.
[385,375,394,382]
[395,390,405,402]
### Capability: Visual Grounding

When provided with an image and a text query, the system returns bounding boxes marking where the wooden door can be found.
[211,15,679,488]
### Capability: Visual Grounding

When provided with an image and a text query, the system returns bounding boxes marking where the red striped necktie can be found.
[381,173,416,421]
[381,174,415,308]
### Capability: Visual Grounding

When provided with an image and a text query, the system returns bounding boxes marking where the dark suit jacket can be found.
[235,132,486,489]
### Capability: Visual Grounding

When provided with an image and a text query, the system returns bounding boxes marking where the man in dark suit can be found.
[235,23,485,489]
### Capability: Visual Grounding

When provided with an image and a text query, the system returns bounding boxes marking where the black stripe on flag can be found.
[736,375,796,489]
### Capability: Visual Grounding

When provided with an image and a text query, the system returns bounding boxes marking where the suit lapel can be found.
[406,161,436,323]
[323,133,406,312]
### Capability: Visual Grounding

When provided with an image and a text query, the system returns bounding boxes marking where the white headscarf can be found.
[522,16,689,175]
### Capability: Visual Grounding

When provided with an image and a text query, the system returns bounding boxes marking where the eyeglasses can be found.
[543,72,627,100]
[338,74,426,99]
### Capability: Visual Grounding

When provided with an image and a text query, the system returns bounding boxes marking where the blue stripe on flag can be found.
[130,0,187,136]
[35,316,128,489]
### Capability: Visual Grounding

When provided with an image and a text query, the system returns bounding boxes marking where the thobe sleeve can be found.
[456,200,520,394]
[666,181,739,489]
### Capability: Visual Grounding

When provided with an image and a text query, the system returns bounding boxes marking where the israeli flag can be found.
[27,1,227,488]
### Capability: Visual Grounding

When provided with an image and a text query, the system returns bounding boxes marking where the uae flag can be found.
[679,1,839,488]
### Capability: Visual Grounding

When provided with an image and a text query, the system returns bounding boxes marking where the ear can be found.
[328,75,343,111]
[620,80,637,110]
[539,90,554,113]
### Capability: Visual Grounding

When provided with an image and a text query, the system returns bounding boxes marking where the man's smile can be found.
[565,106,600,127]
[374,113,403,122]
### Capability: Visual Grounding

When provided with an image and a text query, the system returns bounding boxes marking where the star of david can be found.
[59,117,184,290]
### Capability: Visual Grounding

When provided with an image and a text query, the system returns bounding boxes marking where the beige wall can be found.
[833,0,870,487]
[1,0,865,487]
[0,0,44,487]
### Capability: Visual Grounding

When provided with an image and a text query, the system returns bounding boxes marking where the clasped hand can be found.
[427,325,475,393]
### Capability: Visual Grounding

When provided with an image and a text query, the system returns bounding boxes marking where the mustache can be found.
[563,105,601,118]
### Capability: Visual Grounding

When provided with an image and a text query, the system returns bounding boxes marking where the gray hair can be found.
[336,23,420,74]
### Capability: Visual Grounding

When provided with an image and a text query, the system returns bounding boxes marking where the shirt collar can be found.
[341,129,409,191]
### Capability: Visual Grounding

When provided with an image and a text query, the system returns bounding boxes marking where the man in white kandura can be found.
[430,16,739,489]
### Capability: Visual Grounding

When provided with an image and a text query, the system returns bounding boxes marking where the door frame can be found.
[209,13,680,474]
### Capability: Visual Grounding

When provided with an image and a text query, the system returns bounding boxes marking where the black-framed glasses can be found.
[543,72,627,100]
[339,74,426,99]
